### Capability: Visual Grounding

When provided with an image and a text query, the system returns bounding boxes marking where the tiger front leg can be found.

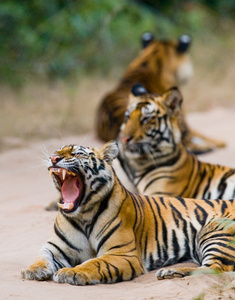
[54,253,145,285]
[21,242,74,281]
[21,257,55,281]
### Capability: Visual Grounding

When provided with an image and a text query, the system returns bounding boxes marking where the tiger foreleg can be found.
[21,242,74,281]
[21,257,54,281]
[185,128,226,154]
[53,254,145,285]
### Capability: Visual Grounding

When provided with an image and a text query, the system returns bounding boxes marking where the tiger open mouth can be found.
[49,167,84,212]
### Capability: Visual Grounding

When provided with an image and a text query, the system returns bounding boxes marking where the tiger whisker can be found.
[142,143,157,166]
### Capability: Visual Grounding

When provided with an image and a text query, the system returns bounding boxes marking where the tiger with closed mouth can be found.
[22,141,235,285]
[96,32,225,154]
[118,84,235,199]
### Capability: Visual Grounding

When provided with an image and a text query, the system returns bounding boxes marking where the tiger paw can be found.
[155,268,185,280]
[21,264,52,281]
[53,268,99,285]
[45,200,58,211]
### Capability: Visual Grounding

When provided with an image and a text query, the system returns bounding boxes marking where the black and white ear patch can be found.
[141,32,154,48]
[177,35,191,53]
[131,83,148,97]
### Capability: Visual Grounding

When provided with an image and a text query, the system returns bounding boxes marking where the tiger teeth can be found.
[49,168,59,178]
[62,169,67,180]
[49,168,76,179]
[57,202,64,209]
[57,202,74,210]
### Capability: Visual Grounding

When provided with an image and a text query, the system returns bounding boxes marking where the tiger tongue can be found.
[61,176,80,206]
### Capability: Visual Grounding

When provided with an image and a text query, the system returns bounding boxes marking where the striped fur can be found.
[118,88,235,199]
[96,35,225,154]
[96,37,192,140]
[22,141,235,284]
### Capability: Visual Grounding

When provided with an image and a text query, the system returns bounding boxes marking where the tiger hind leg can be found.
[155,263,226,280]
[156,266,198,280]
[197,218,235,272]
[156,219,235,280]
[184,128,226,155]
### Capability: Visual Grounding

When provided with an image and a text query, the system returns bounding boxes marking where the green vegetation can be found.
[1,0,234,86]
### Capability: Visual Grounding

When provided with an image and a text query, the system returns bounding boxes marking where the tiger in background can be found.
[96,32,225,154]
[22,141,235,284]
[118,84,235,199]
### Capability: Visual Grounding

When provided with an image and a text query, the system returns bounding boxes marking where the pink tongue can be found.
[61,177,80,204]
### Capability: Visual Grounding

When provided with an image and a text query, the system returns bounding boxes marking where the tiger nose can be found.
[120,136,132,144]
[50,155,62,165]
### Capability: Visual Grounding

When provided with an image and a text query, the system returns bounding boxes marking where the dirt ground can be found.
[1,107,235,300]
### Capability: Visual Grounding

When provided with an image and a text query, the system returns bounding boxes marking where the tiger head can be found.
[48,141,119,216]
[118,84,183,162]
[124,33,193,91]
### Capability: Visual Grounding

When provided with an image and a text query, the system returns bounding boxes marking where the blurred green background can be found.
[0,0,235,149]
[1,0,235,85]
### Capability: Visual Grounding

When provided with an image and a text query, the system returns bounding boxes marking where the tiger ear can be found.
[141,32,154,48]
[163,87,183,114]
[99,141,119,164]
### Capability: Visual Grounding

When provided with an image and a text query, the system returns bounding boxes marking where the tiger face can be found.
[119,87,183,160]
[48,142,118,216]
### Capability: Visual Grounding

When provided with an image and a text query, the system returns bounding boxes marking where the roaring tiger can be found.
[22,141,235,284]
[96,33,225,154]
[118,85,235,199]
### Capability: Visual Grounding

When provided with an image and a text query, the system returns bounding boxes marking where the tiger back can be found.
[22,141,235,284]
[118,86,235,199]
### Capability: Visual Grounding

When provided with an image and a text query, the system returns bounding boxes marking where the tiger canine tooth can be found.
[57,202,74,210]
[62,169,67,180]
[57,202,64,209]
[49,170,53,178]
